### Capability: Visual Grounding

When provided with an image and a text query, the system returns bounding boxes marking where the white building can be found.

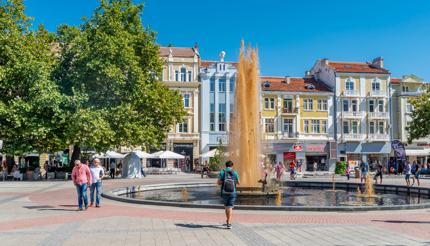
[199,52,237,153]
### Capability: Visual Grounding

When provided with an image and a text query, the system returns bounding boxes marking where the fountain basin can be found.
[102,181,430,211]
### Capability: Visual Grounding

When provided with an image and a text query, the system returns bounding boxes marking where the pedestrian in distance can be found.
[411,161,421,187]
[90,158,104,208]
[313,161,318,176]
[109,161,116,179]
[217,160,240,230]
[360,161,369,183]
[72,160,92,211]
[141,159,146,177]
[404,161,412,187]
[373,162,383,184]
[345,163,350,181]
[201,160,209,179]
[289,160,297,180]
[275,161,284,182]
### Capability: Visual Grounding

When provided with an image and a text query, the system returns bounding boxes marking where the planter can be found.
[56,171,66,179]
[208,171,220,178]
[26,171,34,181]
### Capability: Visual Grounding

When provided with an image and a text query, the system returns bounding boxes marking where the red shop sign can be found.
[284,152,296,160]
[293,145,303,151]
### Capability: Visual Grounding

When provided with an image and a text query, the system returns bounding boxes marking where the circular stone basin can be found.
[102,182,430,211]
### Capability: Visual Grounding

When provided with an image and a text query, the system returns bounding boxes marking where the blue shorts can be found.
[222,193,237,208]
[405,174,410,180]
[414,172,420,179]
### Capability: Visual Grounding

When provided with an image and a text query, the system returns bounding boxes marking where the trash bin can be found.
[354,167,360,178]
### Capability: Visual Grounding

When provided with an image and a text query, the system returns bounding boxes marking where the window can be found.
[265,119,275,133]
[183,94,190,108]
[311,120,320,133]
[317,100,322,110]
[369,122,375,134]
[283,119,293,133]
[304,120,309,133]
[219,78,226,92]
[284,98,293,112]
[369,100,375,112]
[351,121,358,134]
[372,79,380,91]
[406,103,413,113]
[343,100,349,112]
[321,120,327,133]
[210,78,215,92]
[345,78,354,91]
[229,77,235,92]
[351,99,358,112]
[175,71,179,81]
[378,100,384,112]
[304,99,313,111]
[343,121,349,134]
[187,71,192,82]
[219,103,226,131]
[178,121,188,133]
[322,100,328,110]
[264,97,275,110]
[402,86,409,92]
[180,67,186,81]
[378,121,384,134]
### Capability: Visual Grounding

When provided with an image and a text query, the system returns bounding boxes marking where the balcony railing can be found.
[368,112,389,118]
[343,90,360,97]
[282,107,298,114]
[369,90,387,97]
[342,134,364,141]
[282,132,297,138]
[342,111,363,118]
[398,91,422,97]
[368,134,389,141]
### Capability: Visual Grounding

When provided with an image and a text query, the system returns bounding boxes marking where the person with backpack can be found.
[217,160,240,229]
[359,161,369,183]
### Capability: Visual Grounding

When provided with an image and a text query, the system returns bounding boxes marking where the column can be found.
[214,76,219,131]
[277,95,282,137]
[295,95,300,137]
[226,74,231,131]
[193,89,199,133]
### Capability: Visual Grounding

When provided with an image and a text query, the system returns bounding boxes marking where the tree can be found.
[209,139,226,171]
[0,0,69,155]
[54,0,185,159]
[407,87,430,142]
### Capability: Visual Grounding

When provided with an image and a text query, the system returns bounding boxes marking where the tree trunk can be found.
[69,145,81,166]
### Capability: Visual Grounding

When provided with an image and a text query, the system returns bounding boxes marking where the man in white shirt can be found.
[90,158,104,207]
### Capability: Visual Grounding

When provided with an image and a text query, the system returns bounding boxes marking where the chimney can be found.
[305,70,311,78]
[219,51,226,62]
[193,42,199,53]
[371,57,384,68]
[284,76,291,84]
[321,58,329,66]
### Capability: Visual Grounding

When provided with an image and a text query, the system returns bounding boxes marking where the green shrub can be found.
[335,161,346,174]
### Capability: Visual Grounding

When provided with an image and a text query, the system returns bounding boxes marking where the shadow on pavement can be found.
[373,220,430,224]
[175,223,226,229]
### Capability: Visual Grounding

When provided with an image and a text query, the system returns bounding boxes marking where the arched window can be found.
[345,78,354,91]
[372,78,380,91]
[180,67,187,81]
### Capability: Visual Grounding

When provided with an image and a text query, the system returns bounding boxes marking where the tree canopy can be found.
[408,87,430,142]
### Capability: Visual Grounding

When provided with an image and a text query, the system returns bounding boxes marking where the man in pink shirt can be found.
[72,160,92,210]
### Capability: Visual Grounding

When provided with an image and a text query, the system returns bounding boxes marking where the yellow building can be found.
[159,46,200,171]
[261,76,335,172]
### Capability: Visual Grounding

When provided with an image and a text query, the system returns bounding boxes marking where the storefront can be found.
[304,143,328,171]
[341,142,391,171]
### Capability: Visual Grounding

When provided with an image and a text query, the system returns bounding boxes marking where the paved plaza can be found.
[1,174,430,245]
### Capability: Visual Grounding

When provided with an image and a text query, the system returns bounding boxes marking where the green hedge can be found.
[335,161,346,174]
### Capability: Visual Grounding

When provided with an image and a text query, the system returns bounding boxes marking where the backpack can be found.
[222,169,236,194]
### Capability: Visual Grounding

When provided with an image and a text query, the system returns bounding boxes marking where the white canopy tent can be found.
[405,149,430,156]
[133,150,152,159]
[93,151,125,159]
[200,149,218,158]
[148,150,185,159]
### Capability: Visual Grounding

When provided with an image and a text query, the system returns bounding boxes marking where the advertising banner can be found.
[391,140,406,161]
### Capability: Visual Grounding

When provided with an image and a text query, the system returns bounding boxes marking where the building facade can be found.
[391,75,429,165]
[311,58,391,169]
[199,52,237,153]
[260,76,336,171]
[159,46,200,170]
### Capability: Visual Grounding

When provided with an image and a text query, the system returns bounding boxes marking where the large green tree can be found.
[54,0,184,159]
[408,87,430,142]
[0,0,69,155]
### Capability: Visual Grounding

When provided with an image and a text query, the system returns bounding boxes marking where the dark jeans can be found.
[76,183,88,209]
[90,181,102,205]
[141,168,146,177]
[110,168,115,179]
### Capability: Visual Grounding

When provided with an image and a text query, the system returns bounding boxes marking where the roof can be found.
[159,47,196,57]
[200,60,238,68]
[327,61,390,74]
[261,76,332,93]
[391,78,401,84]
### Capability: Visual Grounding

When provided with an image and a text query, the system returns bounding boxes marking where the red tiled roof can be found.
[327,61,389,74]
[159,47,196,57]
[261,76,332,93]
[200,60,238,68]
[391,78,401,84]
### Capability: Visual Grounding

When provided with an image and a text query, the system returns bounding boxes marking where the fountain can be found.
[229,41,277,195]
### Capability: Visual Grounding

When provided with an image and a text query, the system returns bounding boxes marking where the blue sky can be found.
[25,0,430,80]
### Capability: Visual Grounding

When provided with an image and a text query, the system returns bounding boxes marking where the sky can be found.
[24,0,430,80]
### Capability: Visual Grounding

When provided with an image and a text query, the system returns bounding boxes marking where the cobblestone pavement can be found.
[1,174,430,245]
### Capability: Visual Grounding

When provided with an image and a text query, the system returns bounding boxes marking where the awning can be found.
[148,151,185,159]
[405,149,429,156]
[343,142,391,154]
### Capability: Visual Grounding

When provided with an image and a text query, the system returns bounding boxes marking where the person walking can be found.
[109,161,116,179]
[201,161,209,179]
[404,161,412,187]
[289,160,297,180]
[345,163,351,181]
[360,161,369,183]
[89,158,104,207]
[373,162,383,184]
[217,160,240,229]
[411,161,421,187]
[72,160,92,211]
[275,161,284,181]
[313,161,318,176]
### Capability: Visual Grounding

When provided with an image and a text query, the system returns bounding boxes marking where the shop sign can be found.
[306,144,325,152]
[293,145,303,151]
[391,140,406,160]
[284,152,296,160]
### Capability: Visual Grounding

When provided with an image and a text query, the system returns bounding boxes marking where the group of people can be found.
[71,158,105,210]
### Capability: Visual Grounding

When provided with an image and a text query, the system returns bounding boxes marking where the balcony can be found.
[343,90,360,97]
[368,112,389,119]
[342,111,363,118]
[281,132,297,139]
[398,91,422,97]
[368,90,387,97]
[367,134,390,141]
[342,134,364,141]
[282,107,298,114]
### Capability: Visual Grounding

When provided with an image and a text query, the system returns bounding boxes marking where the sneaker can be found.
[78,208,83,211]
[89,203,93,207]
[226,223,232,229]
[95,205,100,208]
